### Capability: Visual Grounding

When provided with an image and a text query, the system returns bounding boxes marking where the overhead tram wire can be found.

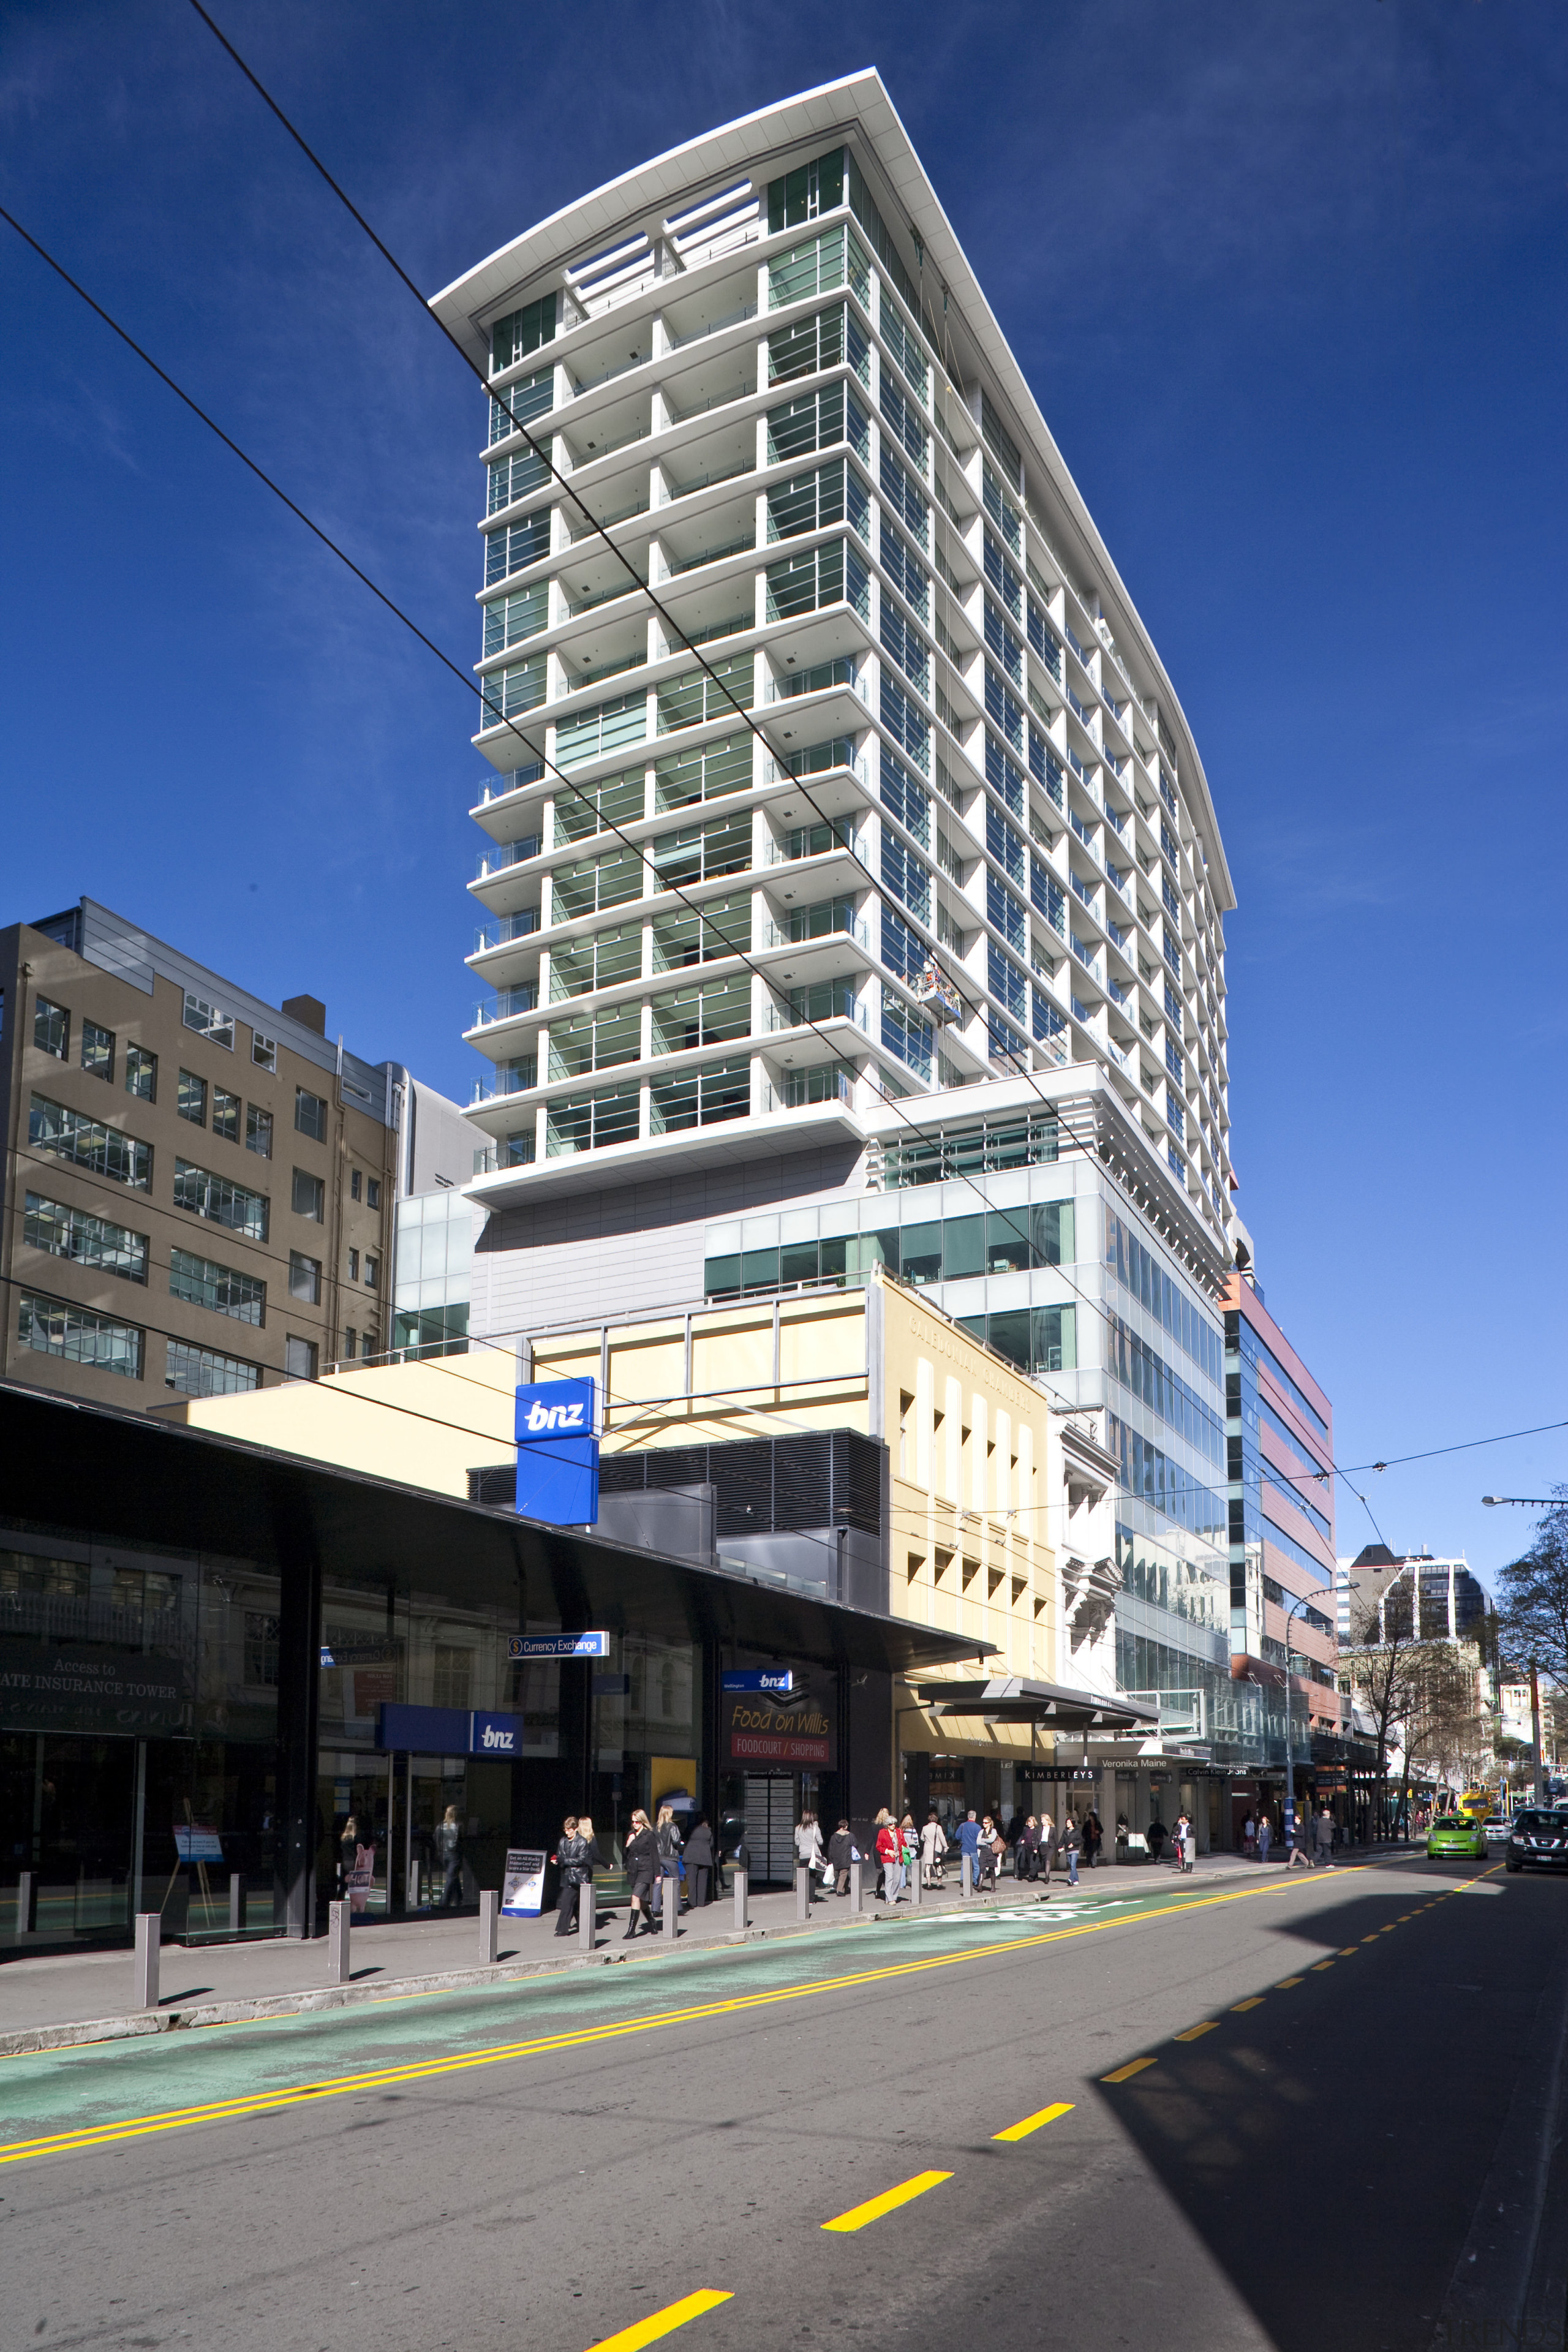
[0,208,1175,1412]
[178,1,1216,1235]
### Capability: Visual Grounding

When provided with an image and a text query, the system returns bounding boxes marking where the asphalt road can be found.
[2,1855,1564,2352]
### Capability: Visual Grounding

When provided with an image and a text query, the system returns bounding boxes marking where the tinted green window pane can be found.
[704,1254,741,1296]
[1032,1305,1076,1374]
[1032,1200,1074,1265]
[818,1235,849,1281]
[779,1242,820,1286]
[900,1222,941,1286]
[740,1248,778,1290]
[987,1311,1031,1371]
[941,1215,984,1279]
[986,1211,1032,1274]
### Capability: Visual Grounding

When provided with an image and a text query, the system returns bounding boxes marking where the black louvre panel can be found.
[771,1433,835,1532]
[598,1453,647,1494]
[832,1430,883,1534]
[711,1439,775,1538]
[644,1446,709,1491]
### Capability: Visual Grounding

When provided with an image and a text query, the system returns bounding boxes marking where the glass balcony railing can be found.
[472,986,538,1028]
[666,299,759,352]
[471,1065,537,1103]
[473,911,541,954]
[475,837,540,878]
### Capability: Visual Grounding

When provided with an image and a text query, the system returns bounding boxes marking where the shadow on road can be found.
[1087,1865,1551,2352]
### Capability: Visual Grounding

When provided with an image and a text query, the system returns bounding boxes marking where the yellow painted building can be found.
[533,1269,1060,1801]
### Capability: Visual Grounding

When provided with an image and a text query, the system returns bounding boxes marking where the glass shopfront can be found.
[2,1529,281,1947]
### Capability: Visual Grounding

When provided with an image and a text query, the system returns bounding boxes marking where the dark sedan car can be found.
[1504,1808,1568,1873]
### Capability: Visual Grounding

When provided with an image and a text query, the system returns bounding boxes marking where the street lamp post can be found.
[1281,1591,1319,1853]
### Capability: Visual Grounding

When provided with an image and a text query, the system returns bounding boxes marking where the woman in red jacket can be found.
[875,1809,906,1905]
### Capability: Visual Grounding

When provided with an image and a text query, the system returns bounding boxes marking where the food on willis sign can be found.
[725,1667,834,1767]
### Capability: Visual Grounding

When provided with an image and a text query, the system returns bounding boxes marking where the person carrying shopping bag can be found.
[919,1811,948,1888]
[794,1809,825,1904]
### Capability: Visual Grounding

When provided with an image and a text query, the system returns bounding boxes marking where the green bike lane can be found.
[0,1864,1363,2160]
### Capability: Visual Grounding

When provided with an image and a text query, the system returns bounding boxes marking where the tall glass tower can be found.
[434,74,1233,1248]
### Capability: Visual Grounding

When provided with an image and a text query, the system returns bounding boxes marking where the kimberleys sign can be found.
[725,1688,834,1769]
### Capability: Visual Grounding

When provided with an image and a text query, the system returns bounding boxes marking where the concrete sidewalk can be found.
[0,1850,1283,2056]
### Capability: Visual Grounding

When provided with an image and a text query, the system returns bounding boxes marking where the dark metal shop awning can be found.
[914,1676,1161,1734]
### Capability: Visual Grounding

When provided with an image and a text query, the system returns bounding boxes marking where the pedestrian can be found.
[1147,1815,1167,1863]
[1182,1815,1197,1872]
[976,1813,1000,1891]
[684,1813,715,1907]
[1060,1811,1081,1886]
[623,1807,657,1939]
[794,1808,824,1903]
[875,1809,905,1904]
[1172,1809,1190,1871]
[1018,1814,1041,1883]
[828,1817,855,1895]
[900,1813,919,1891]
[653,1803,684,1920]
[337,1812,360,1901]
[920,1811,948,1888]
[1314,1805,1337,1869]
[1084,1811,1103,1869]
[1037,1810,1058,1893]
[957,1807,982,1891]
[1242,1811,1256,1860]
[1257,1812,1273,1865]
[1288,1814,1313,1870]
[553,1814,585,1937]
[434,1803,465,1909]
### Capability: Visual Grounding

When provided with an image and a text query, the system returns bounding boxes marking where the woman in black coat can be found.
[623,1808,657,1939]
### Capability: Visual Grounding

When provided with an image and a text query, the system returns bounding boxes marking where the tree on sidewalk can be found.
[1497,1487,1568,1686]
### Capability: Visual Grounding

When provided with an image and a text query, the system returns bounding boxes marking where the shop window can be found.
[244,1609,280,1686]
[432,1645,473,1709]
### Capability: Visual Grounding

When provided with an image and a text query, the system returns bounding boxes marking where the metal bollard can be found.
[326,1898,351,1984]
[733,1867,748,1932]
[133,1912,159,2010]
[480,1888,498,1965]
[579,1879,596,1952]
[228,1873,247,1936]
[796,1863,810,1921]
[15,1872,37,1936]
[665,1875,680,1940]
[911,1858,923,1909]
[961,1852,973,1899]
[849,1858,862,1915]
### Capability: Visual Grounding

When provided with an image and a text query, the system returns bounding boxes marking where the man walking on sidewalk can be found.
[957,1809,982,1890]
[1314,1804,1337,1869]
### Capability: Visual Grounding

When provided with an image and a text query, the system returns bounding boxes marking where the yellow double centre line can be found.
[0,1867,1366,2171]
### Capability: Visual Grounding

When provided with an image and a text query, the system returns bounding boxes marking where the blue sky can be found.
[3,1,1566,1580]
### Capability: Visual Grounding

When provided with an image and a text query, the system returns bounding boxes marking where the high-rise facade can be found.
[437,75,1233,1232]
